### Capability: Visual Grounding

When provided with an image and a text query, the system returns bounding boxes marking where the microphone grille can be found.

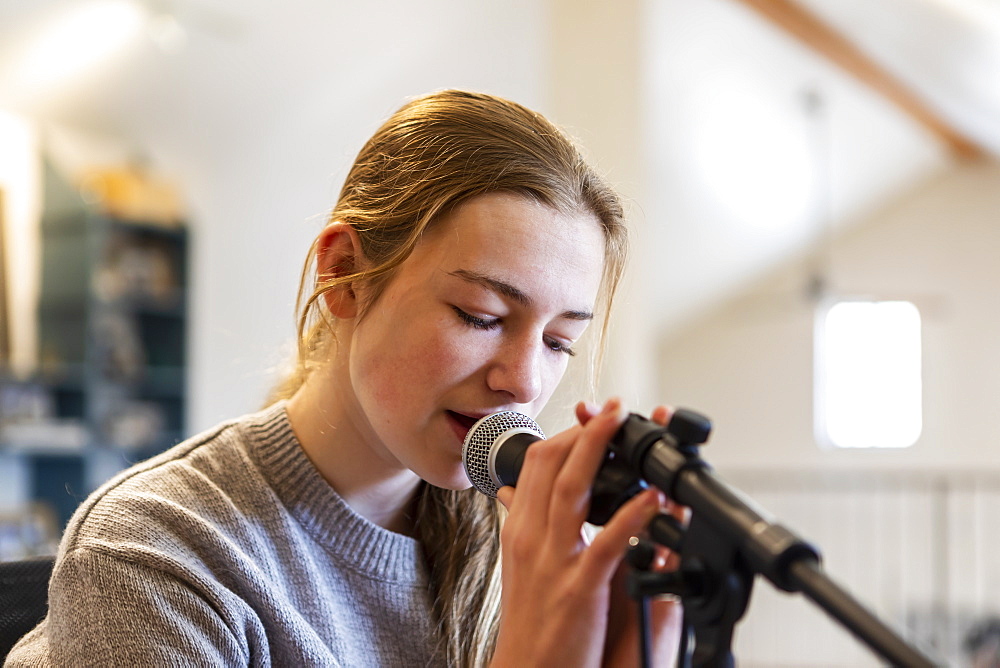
[463,411,545,497]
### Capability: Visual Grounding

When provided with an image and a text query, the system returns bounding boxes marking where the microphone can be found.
[462,411,545,499]
[462,410,647,525]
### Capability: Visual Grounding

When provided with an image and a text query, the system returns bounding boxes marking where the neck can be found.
[286,361,422,535]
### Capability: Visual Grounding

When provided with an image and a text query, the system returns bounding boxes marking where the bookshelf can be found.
[37,213,188,450]
[0,167,188,539]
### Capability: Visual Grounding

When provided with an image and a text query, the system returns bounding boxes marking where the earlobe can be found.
[315,222,364,319]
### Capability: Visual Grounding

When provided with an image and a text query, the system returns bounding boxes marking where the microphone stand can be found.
[611,410,939,668]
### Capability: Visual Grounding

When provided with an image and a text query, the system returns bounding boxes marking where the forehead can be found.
[413,192,606,298]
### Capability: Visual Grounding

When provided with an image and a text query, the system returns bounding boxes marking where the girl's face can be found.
[341,191,607,490]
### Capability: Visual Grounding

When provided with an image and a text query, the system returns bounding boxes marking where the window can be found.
[814,300,922,448]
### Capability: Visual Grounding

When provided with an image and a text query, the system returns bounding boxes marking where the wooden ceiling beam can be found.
[731,0,984,160]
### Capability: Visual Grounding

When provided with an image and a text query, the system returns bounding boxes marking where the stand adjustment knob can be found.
[667,409,712,446]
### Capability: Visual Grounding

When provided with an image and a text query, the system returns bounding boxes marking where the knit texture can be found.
[5,402,442,667]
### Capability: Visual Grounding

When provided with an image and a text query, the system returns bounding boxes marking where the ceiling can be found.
[2,0,996,152]
[0,0,997,417]
[637,0,997,335]
[796,0,1000,157]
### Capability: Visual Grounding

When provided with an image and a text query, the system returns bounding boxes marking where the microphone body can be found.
[462,412,545,498]
[462,411,646,525]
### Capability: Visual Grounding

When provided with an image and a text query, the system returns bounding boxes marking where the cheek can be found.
[415,329,481,386]
[537,356,571,404]
[354,320,475,408]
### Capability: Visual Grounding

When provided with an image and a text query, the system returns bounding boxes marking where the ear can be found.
[315,222,365,319]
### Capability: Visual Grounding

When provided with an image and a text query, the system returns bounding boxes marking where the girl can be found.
[7,90,680,666]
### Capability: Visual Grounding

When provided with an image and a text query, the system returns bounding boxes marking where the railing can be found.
[718,469,1000,666]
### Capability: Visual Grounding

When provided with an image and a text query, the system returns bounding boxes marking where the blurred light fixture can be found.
[932,0,1000,109]
[931,0,1000,33]
[0,110,42,377]
[147,12,187,54]
[804,89,923,449]
[10,0,145,96]
[814,300,922,449]
[691,75,813,233]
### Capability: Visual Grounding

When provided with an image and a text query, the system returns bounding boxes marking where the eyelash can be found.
[452,306,500,331]
[451,307,576,357]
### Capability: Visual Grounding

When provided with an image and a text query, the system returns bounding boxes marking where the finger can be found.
[583,487,665,582]
[562,398,624,486]
[650,404,674,427]
[574,400,601,426]
[655,498,689,571]
[547,398,628,534]
[505,426,578,529]
[651,544,678,572]
[648,594,685,658]
[496,486,513,510]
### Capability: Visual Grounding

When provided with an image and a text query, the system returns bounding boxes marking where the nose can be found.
[486,337,544,405]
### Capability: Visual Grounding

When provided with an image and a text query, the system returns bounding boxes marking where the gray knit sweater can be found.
[5,402,442,666]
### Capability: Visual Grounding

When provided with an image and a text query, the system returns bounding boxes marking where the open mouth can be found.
[446,411,482,441]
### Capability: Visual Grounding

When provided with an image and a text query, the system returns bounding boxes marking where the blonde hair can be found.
[273,90,628,667]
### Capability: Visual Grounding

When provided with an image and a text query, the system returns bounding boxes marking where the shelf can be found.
[1,198,191,529]
[137,366,186,397]
[0,421,90,454]
[105,216,187,241]
[40,295,186,318]
[104,295,186,317]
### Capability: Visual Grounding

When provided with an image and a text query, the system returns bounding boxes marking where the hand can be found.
[588,404,685,668]
[490,398,670,668]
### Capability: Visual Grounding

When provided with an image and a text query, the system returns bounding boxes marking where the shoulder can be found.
[59,405,288,570]
[18,546,254,666]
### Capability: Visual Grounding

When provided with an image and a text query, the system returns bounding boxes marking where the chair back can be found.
[0,556,55,660]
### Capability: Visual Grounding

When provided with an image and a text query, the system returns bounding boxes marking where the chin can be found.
[420,467,475,492]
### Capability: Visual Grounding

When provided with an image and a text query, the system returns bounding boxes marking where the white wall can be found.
[657,159,1000,473]
[655,159,1000,666]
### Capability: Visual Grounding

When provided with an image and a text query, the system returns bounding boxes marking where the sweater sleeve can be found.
[6,547,252,667]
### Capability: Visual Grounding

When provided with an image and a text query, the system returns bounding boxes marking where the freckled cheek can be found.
[419,335,478,381]
[358,331,475,409]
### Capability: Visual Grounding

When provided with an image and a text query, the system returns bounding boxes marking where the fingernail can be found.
[582,400,600,415]
[495,487,513,509]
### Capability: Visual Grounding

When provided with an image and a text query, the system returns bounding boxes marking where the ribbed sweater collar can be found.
[244,401,428,586]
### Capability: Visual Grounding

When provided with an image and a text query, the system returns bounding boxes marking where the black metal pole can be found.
[788,559,937,667]
[612,411,941,667]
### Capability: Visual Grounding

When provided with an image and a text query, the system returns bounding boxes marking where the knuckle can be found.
[551,472,584,502]
[524,440,567,467]
[501,525,535,560]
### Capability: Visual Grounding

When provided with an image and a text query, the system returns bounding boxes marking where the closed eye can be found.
[452,306,501,330]
[453,306,577,356]
[545,337,576,357]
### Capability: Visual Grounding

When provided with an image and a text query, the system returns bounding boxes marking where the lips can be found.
[446,410,485,443]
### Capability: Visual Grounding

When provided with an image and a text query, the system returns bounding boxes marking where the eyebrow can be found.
[448,269,594,321]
